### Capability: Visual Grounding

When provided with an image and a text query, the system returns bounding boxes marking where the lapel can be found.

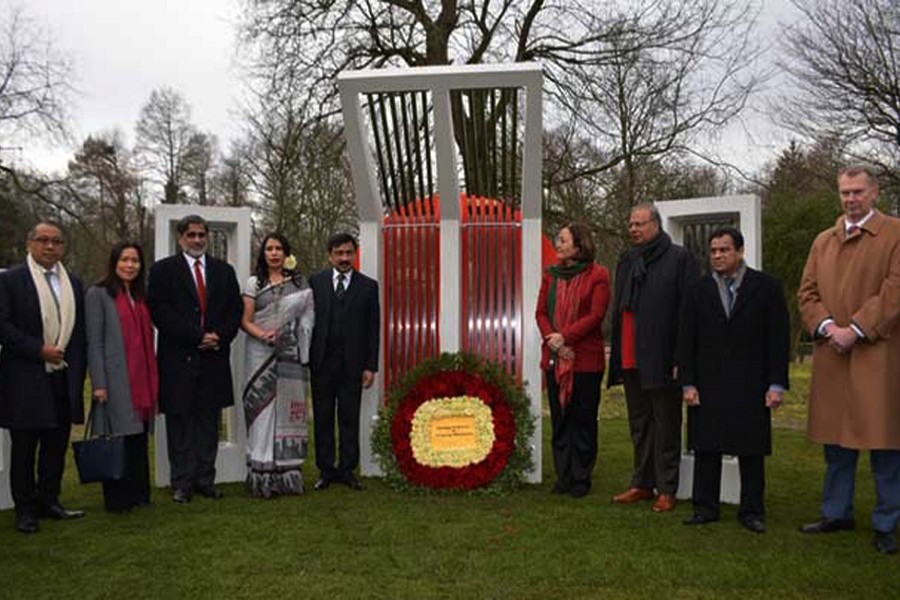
[177,254,201,306]
[317,269,333,322]
[702,276,728,321]
[730,268,760,320]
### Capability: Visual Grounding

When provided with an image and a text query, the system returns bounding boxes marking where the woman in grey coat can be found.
[85,242,158,512]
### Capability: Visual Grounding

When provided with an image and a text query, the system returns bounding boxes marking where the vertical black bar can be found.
[511,88,519,207]
[400,92,417,204]
[411,91,426,206]
[378,94,401,214]
[389,93,409,208]
[501,89,508,202]
[452,90,471,198]
[422,91,435,214]
[367,93,392,213]
[490,88,498,200]
[467,89,481,197]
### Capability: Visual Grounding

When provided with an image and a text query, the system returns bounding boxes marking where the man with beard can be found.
[309,232,380,492]
[608,203,700,512]
[147,215,242,503]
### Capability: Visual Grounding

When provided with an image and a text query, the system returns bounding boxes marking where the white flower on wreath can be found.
[284,255,297,270]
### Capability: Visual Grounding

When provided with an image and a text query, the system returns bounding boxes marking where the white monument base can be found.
[677,452,741,504]
[1,429,12,510]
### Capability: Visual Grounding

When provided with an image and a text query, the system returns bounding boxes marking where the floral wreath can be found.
[372,352,535,492]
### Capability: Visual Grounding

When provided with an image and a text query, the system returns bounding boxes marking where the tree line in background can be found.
[1,0,899,357]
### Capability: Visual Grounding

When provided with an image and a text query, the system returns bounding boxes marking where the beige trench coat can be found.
[799,211,900,449]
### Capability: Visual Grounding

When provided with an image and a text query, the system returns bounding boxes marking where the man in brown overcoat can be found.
[798,165,900,555]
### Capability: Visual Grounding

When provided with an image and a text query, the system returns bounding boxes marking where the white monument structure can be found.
[153,205,253,487]
[658,194,762,503]
[338,64,544,482]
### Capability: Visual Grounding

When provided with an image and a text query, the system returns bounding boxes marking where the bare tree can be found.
[135,86,197,204]
[782,0,900,182]
[0,3,74,144]
[239,0,763,191]
[182,131,219,205]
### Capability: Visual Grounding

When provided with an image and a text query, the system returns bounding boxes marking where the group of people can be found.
[1,166,898,556]
[0,215,379,534]
[537,165,899,555]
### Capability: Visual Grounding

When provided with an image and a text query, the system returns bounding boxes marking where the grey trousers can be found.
[623,369,682,495]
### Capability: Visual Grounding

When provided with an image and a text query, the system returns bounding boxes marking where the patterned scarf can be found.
[548,262,593,409]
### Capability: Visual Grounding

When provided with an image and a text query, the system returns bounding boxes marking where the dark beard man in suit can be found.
[147,215,242,503]
[309,232,380,492]
[0,221,87,533]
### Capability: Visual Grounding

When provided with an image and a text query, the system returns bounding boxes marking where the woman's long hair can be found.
[255,233,302,289]
[97,241,147,300]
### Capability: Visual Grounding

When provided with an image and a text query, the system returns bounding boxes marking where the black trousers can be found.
[692,451,765,520]
[165,407,220,492]
[311,358,363,481]
[102,430,151,512]
[623,369,682,495]
[546,370,602,494]
[9,371,71,516]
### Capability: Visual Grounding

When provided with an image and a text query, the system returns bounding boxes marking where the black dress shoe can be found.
[739,516,767,534]
[172,488,192,504]
[343,475,364,491]
[683,514,719,526]
[314,478,331,491]
[15,513,39,534]
[873,531,898,555]
[551,482,569,495]
[568,484,590,499]
[40,504,85,520]
[799,517,855,534]
[196,485,224,499]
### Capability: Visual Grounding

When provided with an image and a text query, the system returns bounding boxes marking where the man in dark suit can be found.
[147,215,242,503]
[608,203,700,512]
[678,227,790,533]
[309,232,380,491]
[0,221,87,533]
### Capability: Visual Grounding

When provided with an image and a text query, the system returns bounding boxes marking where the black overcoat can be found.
[677,268,790,456]
[608,242,700,390]
[0,263,86,428]
[147,254,242,415]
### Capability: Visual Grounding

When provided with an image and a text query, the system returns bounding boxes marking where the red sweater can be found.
[535,263,611,373]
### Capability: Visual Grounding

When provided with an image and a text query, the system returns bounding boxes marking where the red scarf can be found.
[553,266,593,410]
[115,291,158,421]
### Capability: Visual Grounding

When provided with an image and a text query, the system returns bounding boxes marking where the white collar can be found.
[846,210,875,231]
[184,253,206,267]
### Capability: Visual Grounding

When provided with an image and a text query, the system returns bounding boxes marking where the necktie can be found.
[44,271,60,324]
[848,225,860,237]
[725,277,736,313]
[194,259,207,321]
[336,273,346,299]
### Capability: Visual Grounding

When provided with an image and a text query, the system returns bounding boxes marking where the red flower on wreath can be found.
[390,370,517,489]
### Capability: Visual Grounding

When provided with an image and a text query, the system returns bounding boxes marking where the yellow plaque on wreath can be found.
[410,396,496,467]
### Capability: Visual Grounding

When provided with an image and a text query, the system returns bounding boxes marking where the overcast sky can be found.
[10,0,800,179]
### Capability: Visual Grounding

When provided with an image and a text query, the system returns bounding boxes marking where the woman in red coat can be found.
[536,223,611,498]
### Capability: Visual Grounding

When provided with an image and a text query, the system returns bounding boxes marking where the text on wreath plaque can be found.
[430,416,478,450]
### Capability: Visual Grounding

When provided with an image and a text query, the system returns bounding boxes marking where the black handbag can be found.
[72,402,126,484]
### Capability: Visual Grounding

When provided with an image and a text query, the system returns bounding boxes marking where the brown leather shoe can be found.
[652,494,676,512]
[612,487,655,504]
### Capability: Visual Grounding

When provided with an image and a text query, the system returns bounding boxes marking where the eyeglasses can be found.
[31,236,65,246]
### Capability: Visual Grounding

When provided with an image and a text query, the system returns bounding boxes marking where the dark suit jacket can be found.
[147,254,242,415]
[677,267,790,456]
[0,263,86,429]
[309,268,379,377]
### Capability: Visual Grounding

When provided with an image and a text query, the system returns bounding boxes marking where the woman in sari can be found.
[241,234,314,497]
[85,242,158,512]
[536,223,611,498]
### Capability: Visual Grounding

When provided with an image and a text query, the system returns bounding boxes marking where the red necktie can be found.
[194,259,207,321]
[848,225,860,237]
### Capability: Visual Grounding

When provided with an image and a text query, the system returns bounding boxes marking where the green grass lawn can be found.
[1,362,896,599]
